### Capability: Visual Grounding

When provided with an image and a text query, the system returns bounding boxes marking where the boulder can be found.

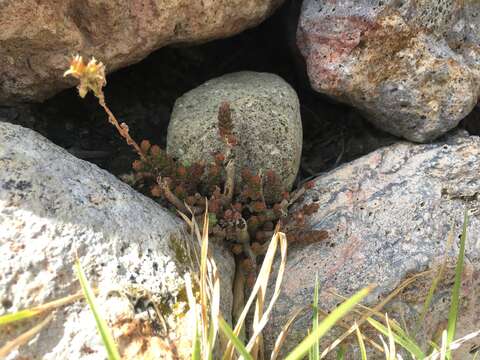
[167,71,303,200]
[264,131,480,358]
[297,0,480,142]
[0,0,284,105]
[0,122,234,359]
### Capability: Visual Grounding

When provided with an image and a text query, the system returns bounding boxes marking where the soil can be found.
[5,0,471,187]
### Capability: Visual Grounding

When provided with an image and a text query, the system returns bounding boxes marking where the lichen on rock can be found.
[297,0,480,142]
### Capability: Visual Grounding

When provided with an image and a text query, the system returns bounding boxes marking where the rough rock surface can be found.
[0,122,234,359]
[167,71,303,199]
[264,131,480,358]
[0,0,284,105]
[297,0,480,142]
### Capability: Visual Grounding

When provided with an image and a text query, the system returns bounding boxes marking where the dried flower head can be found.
[64,55,106,98]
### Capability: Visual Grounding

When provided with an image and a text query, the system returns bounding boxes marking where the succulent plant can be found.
[64,56,326,289]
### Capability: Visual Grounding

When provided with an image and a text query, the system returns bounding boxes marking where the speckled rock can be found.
[264,131,480,358]
[0,122,234,359]
[0,0,284,105]
[297,0,480,142]
[167,71,303,200]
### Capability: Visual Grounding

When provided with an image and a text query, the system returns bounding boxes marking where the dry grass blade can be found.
[184,201,220,359]
[223,231,287,360]
[270,307,307,360]
[251,286,265,360]
[386,314,396,359]
[246,232,287,354]
[181,202,221,359]
[446,211,468,359]
[379,335,391,360]
[0,291,87,326]
[416,224,455,333]
[199,203,210,358]
[321,270,432,358]
[425,329,480,360]
[333,290,425,358]
[440,330,448,360]
[207,236,221,358]
[354,322,368,360]
[177,207,201,268]
[246,240,265,358]
[0,313,54,358]
[185,273,201,360]
[285,286,373,360]
[316,306,384,354]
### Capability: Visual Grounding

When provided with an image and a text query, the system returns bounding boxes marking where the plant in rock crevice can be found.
[63,55,327,292]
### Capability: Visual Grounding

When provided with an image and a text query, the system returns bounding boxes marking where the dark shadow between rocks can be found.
[1,0,401,185]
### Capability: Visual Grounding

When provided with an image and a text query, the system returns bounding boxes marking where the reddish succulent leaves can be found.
[130,102,324,284]
[218,101,237,147]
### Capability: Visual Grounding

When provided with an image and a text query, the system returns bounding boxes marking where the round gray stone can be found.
[167,71,303,200]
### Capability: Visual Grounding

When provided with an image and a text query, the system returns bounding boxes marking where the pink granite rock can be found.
[265,131,480,358]
[0,0,283,105]
[297,0,480,142]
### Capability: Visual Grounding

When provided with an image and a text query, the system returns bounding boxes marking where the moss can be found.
[169,232,194,268]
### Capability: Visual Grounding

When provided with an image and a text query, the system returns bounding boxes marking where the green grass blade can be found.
[354,323,367,360]
[386,317,421,352]
[366,317,425,359]
[311,274,320,360]
[336,345,346,360]
[0,292,85,326]
[218,316,253,360]
[308,329,313,360]
[446,211,468,358]
[192,322,201,360]
[285,285,373,360]
[428,340,440,351]
[416,224,455,334]
[207,319,215,360]
[0,309,42,326]
[473,350,480,360]
[75,259,121,360]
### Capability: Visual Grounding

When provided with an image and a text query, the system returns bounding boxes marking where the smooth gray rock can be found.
[264,131,480,358]
[167,71,303,200]
[0,122,234,359]
[297,0,480,142]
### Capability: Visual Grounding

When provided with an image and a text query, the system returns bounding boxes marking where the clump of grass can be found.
[182,205,372,360]
[323,211,475,360]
